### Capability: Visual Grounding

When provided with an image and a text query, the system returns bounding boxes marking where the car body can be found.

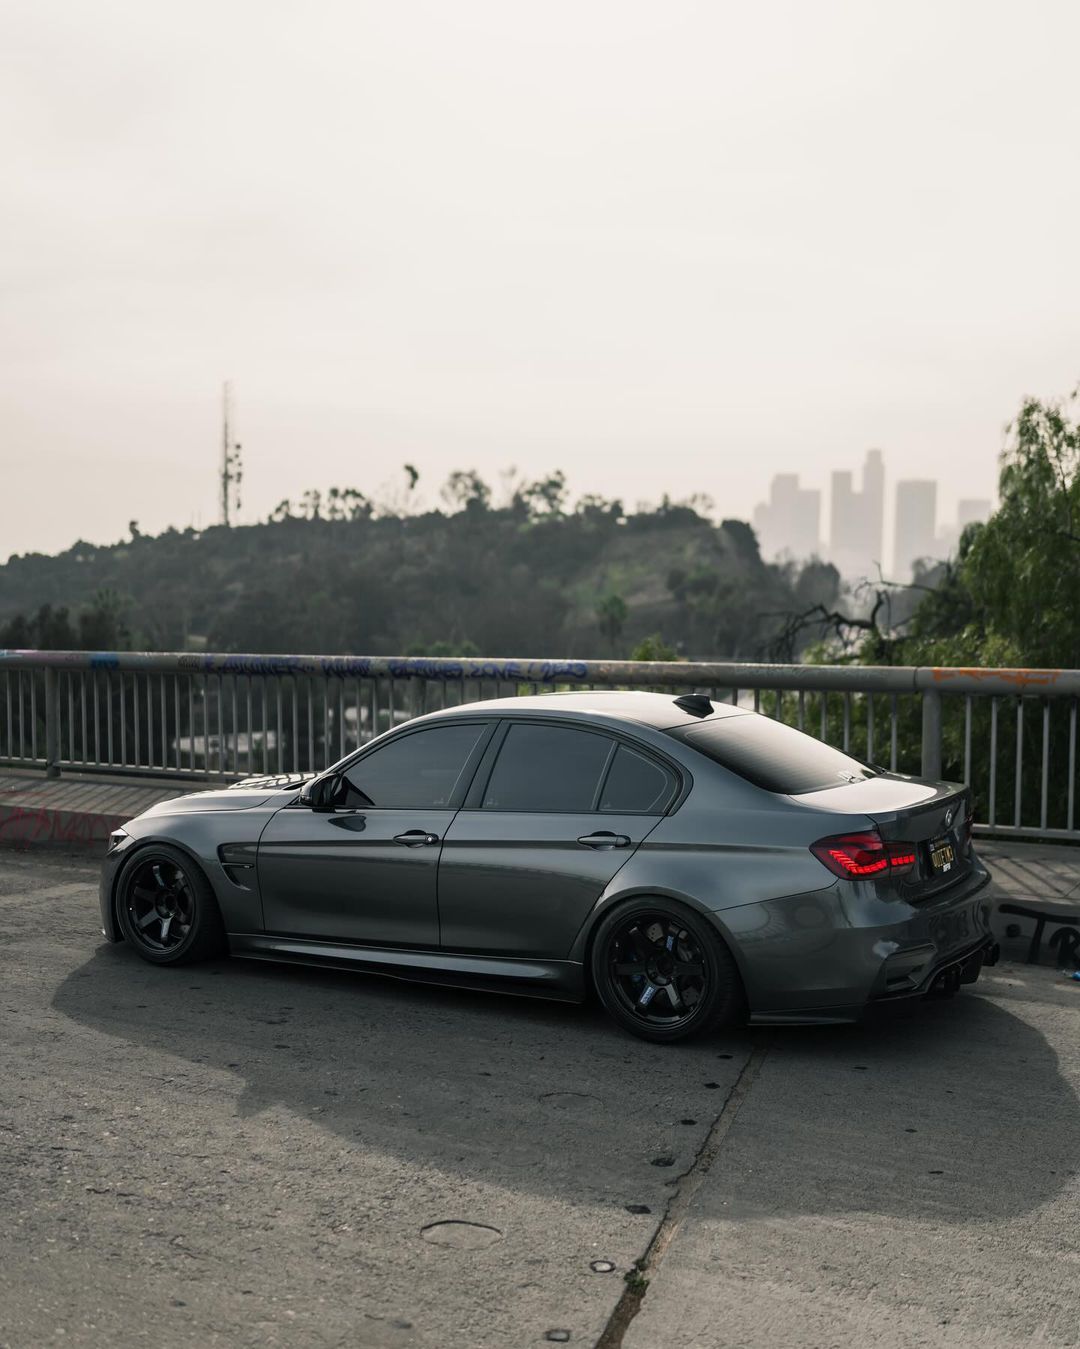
[100,690,996,1039]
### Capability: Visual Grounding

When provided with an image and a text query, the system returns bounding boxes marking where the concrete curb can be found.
[0,801,125,848]
[0,772,200,849]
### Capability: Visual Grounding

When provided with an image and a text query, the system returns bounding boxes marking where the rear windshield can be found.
[673,714,876,795]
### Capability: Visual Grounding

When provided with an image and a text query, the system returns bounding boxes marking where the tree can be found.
[720,519,759,564]
[596,593,628,653]
[405,638,480,658]
[794,560,841,611]
[339,487,372,521]
[905,386,1080,668]
[630,634,676,661]
[0,595,130,651]
[78,589,130,649]
[519,471,568,518]
[576,494,623,524]
[666,565,765,659]
[442,470,491,514]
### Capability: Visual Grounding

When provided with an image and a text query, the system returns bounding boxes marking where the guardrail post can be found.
[921,687,942,781]
[44,667,61,779]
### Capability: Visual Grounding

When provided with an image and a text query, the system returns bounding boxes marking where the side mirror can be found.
[299,773,344,811]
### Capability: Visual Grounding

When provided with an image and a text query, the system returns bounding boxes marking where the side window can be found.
[482,724,613,812]
[599,745,676,814]
[342,723,486,809]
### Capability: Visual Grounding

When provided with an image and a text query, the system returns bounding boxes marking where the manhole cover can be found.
[538,1091,601,1111]
[420,1220,503,1249]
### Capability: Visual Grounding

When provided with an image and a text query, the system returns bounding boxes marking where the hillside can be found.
[0,498,837,659]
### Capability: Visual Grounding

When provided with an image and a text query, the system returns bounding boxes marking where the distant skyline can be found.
[3,1,1079,558]
[753,451,992,580]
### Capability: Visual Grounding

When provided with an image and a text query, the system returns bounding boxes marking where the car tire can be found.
[115,844,226,966]
[590,897,744,1043]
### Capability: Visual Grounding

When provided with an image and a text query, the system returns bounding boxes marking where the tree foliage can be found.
[0,590,130,651]
[906,388,1080,669]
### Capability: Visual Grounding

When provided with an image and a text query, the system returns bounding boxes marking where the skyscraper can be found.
[957,498,992,529]
[893,480,938,580]
[829,450,885,580]
[752,473,821,560]
[937,497,992,557]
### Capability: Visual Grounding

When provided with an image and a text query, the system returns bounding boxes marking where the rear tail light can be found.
[810,830,916,879]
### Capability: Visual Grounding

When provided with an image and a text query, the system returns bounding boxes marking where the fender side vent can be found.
[218,843,257,890]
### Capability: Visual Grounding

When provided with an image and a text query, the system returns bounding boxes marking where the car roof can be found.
[416,689,747,731]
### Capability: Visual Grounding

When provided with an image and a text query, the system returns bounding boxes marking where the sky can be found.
[2,0,1079,559]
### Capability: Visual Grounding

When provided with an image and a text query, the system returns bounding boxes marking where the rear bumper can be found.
[735,860,994,1025]
[868,929,997,1002]
[753,937,1000,1026]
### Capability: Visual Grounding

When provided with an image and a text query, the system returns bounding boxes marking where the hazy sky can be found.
[2,0,1078,559]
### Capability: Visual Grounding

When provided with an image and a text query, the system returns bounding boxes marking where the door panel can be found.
[256,719,490,947]
[437,810,660,958]
[258,807,455,945]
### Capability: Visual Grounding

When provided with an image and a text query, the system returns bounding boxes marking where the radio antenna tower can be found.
[220,381,243,526]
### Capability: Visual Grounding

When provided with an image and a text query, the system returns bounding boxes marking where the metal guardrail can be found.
[0,651,1077,841]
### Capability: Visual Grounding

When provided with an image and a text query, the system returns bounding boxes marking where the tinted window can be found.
[600,745,675,813]
[676,714,876,795]
[482,724,613,812]
[342,723,485,808]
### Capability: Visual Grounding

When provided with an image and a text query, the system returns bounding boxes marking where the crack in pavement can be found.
[594,1038,771,1349]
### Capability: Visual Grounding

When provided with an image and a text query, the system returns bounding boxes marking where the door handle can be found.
[577,831,631,850]
[393,830,440,847]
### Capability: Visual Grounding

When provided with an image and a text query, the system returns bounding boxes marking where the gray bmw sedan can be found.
[99,690,996,1042]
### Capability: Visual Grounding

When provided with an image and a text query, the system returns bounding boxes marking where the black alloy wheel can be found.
[591,899,743,1043]
[116,845,225,965]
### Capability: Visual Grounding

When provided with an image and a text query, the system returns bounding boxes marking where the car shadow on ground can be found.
[51,943,1079,1223]
[747,976,1080,1225]
[51,942,747,1213]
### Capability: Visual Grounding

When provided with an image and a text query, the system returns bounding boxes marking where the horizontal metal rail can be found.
[1,651,1077,842]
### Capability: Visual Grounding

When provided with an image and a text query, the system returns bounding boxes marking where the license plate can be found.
[929,835,956,874]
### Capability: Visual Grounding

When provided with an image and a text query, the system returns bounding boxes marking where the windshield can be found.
[672,713,877,795]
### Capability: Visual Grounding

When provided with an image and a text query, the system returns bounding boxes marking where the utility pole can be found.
[220,380,243,526]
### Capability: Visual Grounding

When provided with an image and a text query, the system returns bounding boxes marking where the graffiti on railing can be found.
[173,654,592,683]
[177,654,308,677]
[929,667,1064,692]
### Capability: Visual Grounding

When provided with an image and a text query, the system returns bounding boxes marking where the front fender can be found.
[101,802,280,940]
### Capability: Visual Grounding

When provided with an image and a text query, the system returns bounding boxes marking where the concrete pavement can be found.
[622,968,1080,1348]
[0,850,749,1348]
[1,850,1079,1348]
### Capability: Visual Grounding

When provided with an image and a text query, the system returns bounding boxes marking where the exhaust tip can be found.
[929,963,963,997]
